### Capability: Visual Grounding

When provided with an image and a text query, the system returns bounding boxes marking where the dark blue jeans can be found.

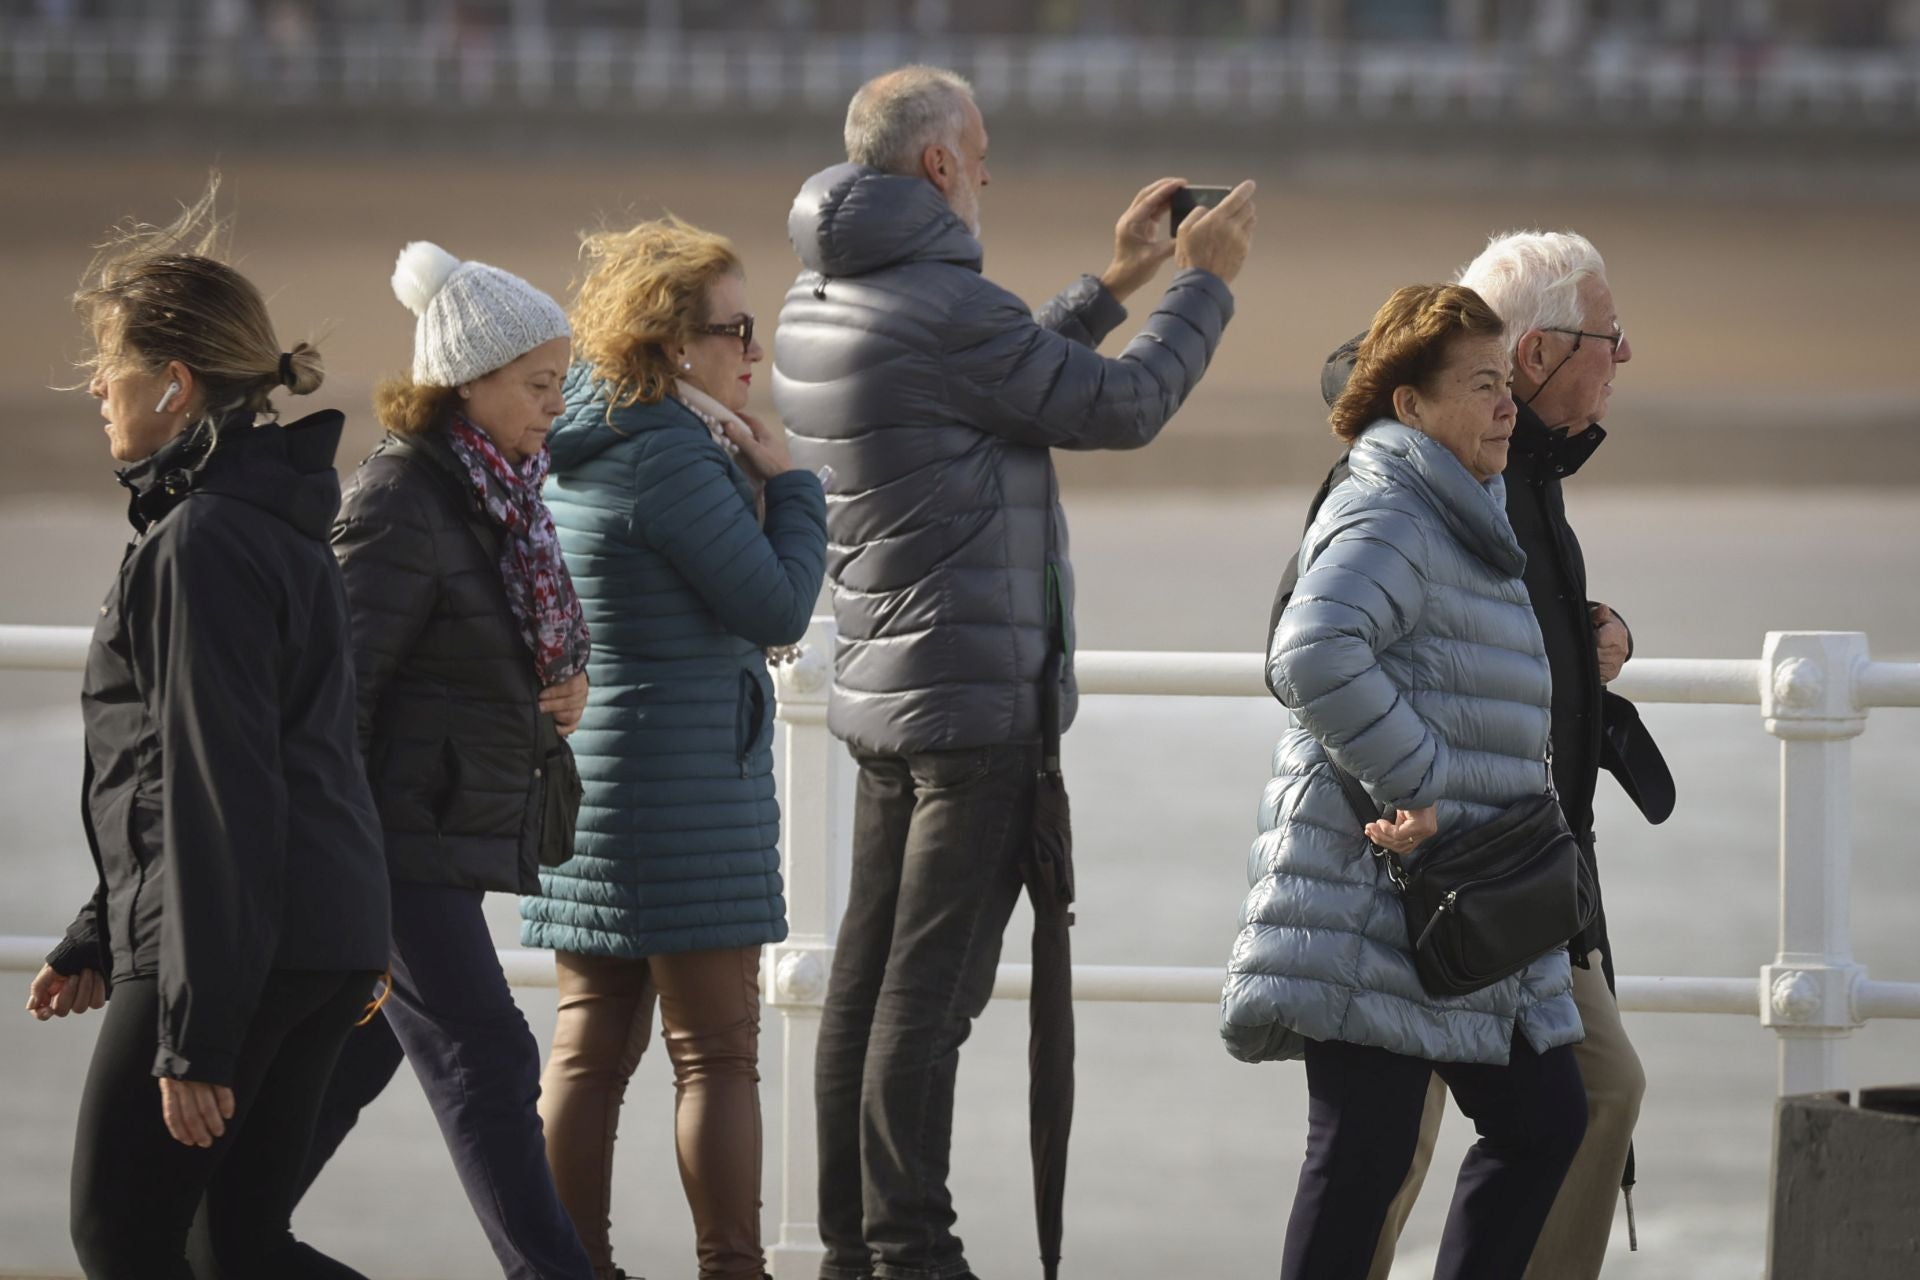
[815,744,1036,1280]
[291,882,592,1280]
[1284,1033,1588,1280]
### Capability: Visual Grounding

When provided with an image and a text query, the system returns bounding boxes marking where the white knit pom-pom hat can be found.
[391,240,570,388]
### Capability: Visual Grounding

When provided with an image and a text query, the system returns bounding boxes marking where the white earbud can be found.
[154,381,181,413]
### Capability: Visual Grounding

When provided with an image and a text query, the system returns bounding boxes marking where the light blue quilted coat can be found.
[1220,419,1582,1065]
[518,368,828,958]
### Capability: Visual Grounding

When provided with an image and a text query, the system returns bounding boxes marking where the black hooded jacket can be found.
[47,410,391,1086]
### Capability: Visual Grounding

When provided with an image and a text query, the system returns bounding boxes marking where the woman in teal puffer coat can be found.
[519,217,827,1280]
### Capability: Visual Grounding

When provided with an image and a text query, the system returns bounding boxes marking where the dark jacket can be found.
[519,378,828,958]
[1269,395,1675,974]
[331,429,559,895]
[48,411,391,1086]
[772,162,1235,755]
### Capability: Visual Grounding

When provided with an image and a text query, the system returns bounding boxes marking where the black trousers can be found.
[290,880,592,1280]
[1282,1034,1589,1280]
[815,744,1035,1280]
[68,969,374,1280]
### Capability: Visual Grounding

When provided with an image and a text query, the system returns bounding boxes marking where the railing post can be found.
[765,617,849,1276]
[1758,631,1870,1097]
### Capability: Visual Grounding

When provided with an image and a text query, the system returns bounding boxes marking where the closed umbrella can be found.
[1025,637,1075,1280]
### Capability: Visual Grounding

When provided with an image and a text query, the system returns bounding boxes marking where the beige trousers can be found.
[1366,951,1646,1280]
[540,946,766,1280]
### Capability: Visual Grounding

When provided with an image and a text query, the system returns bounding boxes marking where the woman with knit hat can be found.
[283,242,596,1280]
[516,217,826,1280]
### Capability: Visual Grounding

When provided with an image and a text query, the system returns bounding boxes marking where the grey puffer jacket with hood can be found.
[1220,419,1582,1066]
[772,163,1235,755]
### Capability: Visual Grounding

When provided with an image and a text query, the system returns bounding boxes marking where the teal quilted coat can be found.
[518,367,828,958]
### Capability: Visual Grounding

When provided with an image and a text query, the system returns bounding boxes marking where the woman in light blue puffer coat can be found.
[1222,285,1587,1280]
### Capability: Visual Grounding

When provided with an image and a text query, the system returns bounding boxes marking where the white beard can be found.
[950,185,982,239]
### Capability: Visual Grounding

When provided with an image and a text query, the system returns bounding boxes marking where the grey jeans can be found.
[815,744,1036,1280]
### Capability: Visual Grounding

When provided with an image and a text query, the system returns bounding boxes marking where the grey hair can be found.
[1455,230,1607,342]
[844,65,975,177]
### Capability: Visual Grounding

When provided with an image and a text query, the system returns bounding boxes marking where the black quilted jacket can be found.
[331,429,553,894]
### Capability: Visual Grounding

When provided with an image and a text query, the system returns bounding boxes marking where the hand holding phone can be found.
[1098,176,1187,304]
[1169,185,1234,233]
[1173,180,1257,285]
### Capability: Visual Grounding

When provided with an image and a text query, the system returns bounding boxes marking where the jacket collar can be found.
[118,409,346,539]
[1349,418,1527,577]
[117,418,220,533]
[547,367,711,471]
[1509,400,1606,479]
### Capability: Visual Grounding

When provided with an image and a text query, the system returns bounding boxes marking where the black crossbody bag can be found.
[1326,758,1597,998]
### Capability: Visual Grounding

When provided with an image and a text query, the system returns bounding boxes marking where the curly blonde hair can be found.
[570,216,743,410]
[75,174,323,416]
[1329,284,1505,443]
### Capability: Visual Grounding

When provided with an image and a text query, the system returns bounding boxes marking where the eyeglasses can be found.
[695,314,755,356]
[1544,322,1625,355]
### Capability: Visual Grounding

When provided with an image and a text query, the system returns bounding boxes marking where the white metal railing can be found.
[2,620,1918,1275]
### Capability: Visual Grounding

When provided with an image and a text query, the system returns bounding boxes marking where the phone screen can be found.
[1170,185,1233,232]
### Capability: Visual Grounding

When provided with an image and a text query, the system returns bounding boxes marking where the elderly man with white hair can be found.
[775,64,1256,1280]
[1271,230,1672,1280]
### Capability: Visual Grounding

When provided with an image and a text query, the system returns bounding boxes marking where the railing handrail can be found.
[7,624,1918,707]
[8,930,1914,1023]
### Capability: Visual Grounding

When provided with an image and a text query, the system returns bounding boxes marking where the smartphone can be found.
[1169,184,1233,233]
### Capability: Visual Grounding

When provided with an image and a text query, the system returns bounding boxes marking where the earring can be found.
[681,359,693,371]
[458,386,471,399]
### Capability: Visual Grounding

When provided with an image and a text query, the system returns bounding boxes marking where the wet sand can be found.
[4,148,1919,494]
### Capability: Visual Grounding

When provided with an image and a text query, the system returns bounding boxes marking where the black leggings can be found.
[69,969,375,1280]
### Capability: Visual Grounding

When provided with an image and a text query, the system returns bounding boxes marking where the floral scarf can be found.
[445,416,591,686]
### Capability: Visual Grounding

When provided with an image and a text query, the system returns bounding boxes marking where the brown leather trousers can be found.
[540,946,765,1280]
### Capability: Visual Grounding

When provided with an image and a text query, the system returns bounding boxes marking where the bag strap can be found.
[1323,755,1410,889]
[1326,757,1381,831]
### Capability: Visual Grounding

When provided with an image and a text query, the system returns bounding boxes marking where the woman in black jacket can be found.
[24,186,391,1279]
[285,241,596,1280]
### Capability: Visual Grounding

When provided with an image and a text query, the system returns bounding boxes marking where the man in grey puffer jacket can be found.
[773,64,1254,1280]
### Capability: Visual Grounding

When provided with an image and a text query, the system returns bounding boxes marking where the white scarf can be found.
[674,378,748,460]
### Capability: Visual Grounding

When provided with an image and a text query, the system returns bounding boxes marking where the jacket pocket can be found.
[430,739,463,831]
[735,668,769,775]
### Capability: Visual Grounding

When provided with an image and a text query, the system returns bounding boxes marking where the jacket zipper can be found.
[1413,889,1458,951]
[1411,824,1574,953]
